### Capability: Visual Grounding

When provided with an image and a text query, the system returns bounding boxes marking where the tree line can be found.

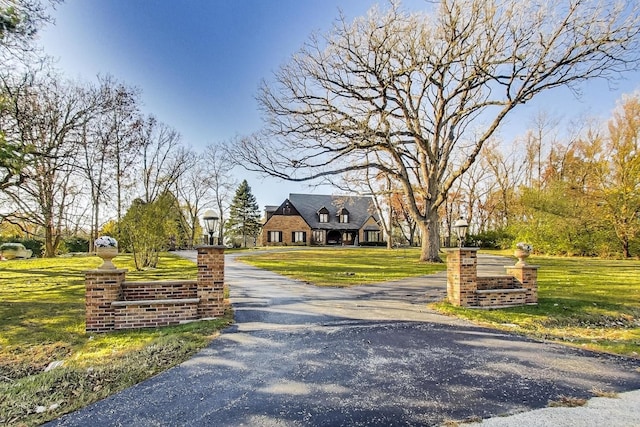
[0,1,265,267]
[1,0,639,263]
[0,66,250,264]
[230,0,640,261]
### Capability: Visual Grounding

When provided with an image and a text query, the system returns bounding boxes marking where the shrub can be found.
[467,229,513,249]
[64,236,89,253]
[19,239,43,258]
[359,241,387,247]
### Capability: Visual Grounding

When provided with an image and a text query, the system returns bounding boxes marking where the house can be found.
[260,193,383,246]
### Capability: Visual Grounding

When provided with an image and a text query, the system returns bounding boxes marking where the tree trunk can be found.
[418,209,442,262]
[386,198,393,249]
[622,238,631,258]
[91,204,99,253]
[44,221,56,258]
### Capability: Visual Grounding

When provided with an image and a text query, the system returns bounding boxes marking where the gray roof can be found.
[288,193,378,230]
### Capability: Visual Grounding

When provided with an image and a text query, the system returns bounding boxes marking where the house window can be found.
[267,231,283,243]
[312,230,324,244]
[318,207,329,223]
[292,231,307,243]
[365,230,381,242]
[338,208,349,223]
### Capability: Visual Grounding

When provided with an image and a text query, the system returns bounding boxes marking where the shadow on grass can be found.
[0,300,85,345]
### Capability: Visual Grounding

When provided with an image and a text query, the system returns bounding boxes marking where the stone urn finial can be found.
[514,242,532,266]
[95,236,118,269]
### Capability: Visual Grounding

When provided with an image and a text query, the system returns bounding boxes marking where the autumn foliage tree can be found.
[593,95,640,257]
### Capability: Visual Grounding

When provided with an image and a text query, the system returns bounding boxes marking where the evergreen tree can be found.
[226,180,261,247]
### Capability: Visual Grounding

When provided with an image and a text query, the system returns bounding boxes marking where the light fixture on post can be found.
[202,210,219,246]
[452,217,469,248]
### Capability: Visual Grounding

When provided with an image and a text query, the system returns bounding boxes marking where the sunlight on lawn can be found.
[239,247,446,286]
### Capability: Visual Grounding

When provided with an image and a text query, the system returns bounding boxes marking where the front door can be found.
[326,230,342,245]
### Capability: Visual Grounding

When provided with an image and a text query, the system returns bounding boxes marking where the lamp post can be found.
[452,217,469,248]
[203,210,219,246]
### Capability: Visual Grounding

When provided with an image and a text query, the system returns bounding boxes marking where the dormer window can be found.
[318,207,329,223]
[338,208,349,223]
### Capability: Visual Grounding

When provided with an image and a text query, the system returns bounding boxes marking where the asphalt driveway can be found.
[48,251,640,426]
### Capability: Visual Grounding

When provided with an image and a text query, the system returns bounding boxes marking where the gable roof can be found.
[288,193,378,230]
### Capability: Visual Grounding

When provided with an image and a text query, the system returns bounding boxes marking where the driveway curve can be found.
[48,251,640,426]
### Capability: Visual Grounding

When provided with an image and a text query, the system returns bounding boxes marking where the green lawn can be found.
[435,255,640,357]
[2,248,638,425]
[0,253,231,427]
[239,247,446,286]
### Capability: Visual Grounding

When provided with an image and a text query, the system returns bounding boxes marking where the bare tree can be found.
[0,71,97,256]
[203,143,236,245]
[79,75,141,251]
[174,150,207,248]
[135,115,188,204]
[230,0,640,261]
[481,140,526,229]
[444,158,494,236]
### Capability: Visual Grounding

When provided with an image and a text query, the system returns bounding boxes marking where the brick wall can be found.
[86,246,226,332]
[260,215,311,246]
[122,280,197,300]
[446,248,478,307]
[506,264,539,304]
[477,275,515,290]
[446,248,538,308]
[85,269,126,332]
[476,289,527,307]
[112,299,199,329]
[197,246,225,318]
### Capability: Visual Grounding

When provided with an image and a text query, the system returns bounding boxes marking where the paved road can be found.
[49,251,640,426]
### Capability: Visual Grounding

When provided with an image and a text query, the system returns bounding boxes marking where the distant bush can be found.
[63,236,89,253]
[359,241,387,247]
[19,239,43,258]
[467,229,513,249]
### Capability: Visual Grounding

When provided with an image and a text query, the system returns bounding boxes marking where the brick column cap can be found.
[195,245,226,250]
[444,247,479,252]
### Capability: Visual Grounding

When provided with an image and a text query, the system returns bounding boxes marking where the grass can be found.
[0,253,232,426]
[239,247,447,286]
[2,247,638,423]
[241,248,640,357]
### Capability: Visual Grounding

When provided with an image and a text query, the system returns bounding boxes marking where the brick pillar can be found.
[506,264,539,304]
[197,245,225,318]
[85,269,126,332]
[446,248,478,307]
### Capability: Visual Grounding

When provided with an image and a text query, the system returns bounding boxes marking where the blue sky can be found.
[38,0,639,210]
